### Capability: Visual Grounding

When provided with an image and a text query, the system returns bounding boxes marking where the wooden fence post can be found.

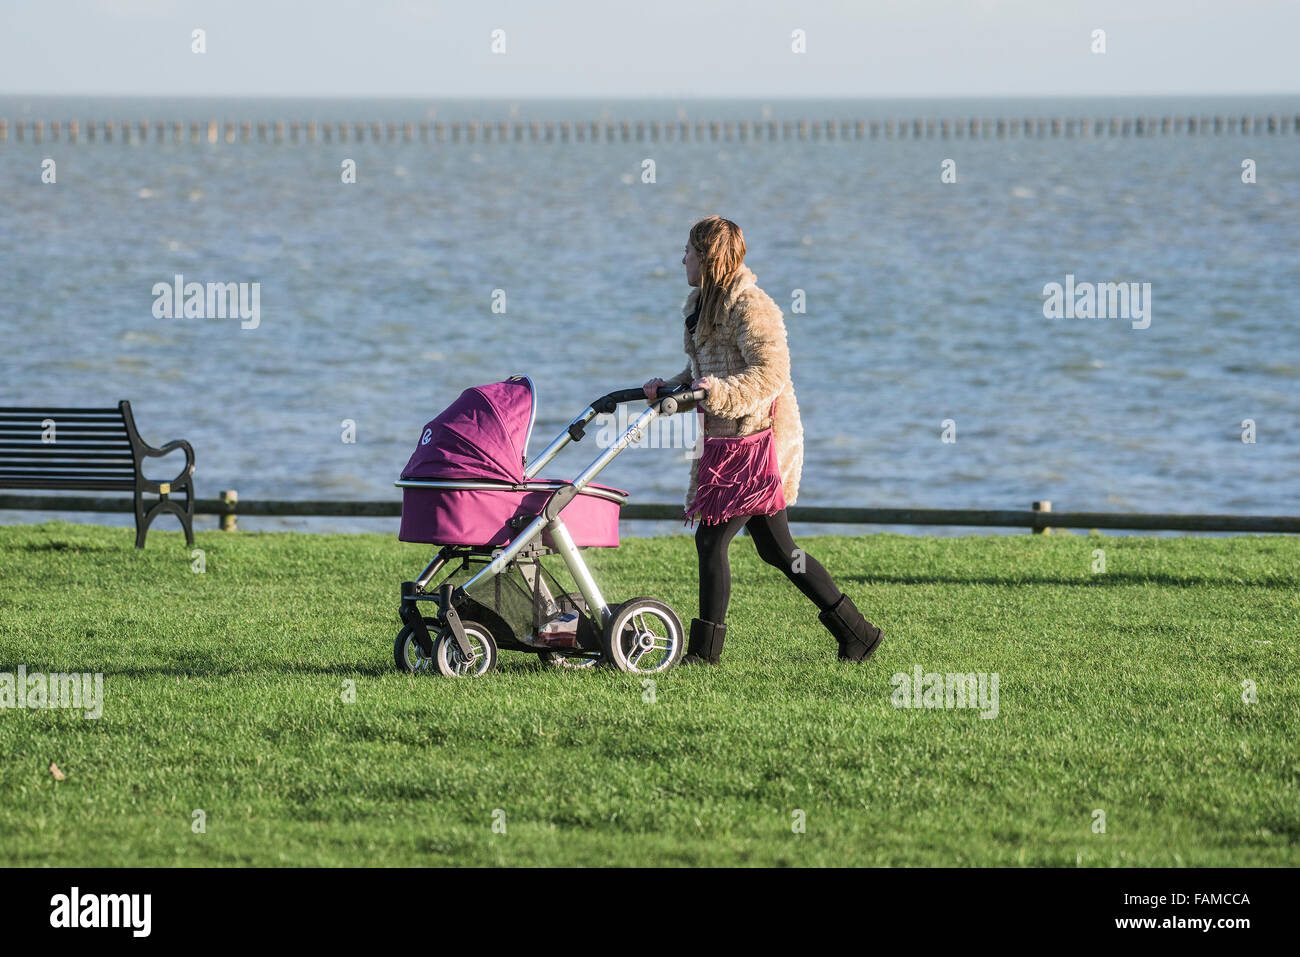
[220,489,238,531]
[1032,500,1051,534]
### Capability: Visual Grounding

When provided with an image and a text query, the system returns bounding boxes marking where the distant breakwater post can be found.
[2,114,1299,144]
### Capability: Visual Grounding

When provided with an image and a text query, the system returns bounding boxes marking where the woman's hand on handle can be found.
[645,377,710,407]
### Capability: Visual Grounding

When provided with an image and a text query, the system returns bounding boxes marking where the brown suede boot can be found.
[818,594,883,662]
[681,617,726,665]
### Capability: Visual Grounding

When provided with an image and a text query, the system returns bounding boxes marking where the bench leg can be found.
[134,489,195,548]
[134,489,148,548]
[178,484,195,547]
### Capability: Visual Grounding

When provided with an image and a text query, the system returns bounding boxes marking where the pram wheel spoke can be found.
[600,598,685,674]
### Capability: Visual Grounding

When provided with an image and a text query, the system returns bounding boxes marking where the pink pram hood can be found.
[401,378,533,483]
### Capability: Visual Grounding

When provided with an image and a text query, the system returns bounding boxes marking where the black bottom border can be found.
[0,866,1284,943]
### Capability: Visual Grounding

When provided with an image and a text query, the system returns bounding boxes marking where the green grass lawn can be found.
[0,520,1296,866]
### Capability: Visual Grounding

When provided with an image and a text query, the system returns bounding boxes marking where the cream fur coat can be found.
[665,265,805,510]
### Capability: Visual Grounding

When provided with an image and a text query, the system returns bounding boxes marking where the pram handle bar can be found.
[521,383,706,480]
[592,388,650,413]
[592,383,706,414]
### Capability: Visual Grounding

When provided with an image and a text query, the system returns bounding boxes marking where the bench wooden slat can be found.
[0,457,137,468]
[0,440,135,448]
[0,418,127,427]
[0,449,136,460]
[0,456,136,466]
[0,441,134,451]
[1,443,132,449]
[0,460,136,471]
[0,440,130,449]
[0,439,133,447]
[0,461,137,472]
[0,407,124,415]
[0,477,136,490]
[0,469,137,479]
[0,460,135,470]
[0,424,131,434]
[0,410,125,416]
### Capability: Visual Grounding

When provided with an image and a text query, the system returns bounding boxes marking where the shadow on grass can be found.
[51,656,580,680]
[39,661,398,679]
[16,540,121,553]
[840,572,1297,588]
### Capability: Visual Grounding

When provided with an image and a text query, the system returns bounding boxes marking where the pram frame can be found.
[396,381,704,659]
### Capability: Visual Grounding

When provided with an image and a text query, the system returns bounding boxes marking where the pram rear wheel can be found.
[600,598,684,674]
[433,621,499,677]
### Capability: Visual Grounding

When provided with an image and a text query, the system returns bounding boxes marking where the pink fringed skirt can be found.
[683,398,786,528]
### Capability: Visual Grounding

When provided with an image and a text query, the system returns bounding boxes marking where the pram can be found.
[394,374,707,677]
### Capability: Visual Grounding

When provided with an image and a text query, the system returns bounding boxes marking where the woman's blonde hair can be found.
[689,215,746,336]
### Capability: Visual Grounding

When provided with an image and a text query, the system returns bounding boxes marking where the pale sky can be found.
[2,0,1297,98]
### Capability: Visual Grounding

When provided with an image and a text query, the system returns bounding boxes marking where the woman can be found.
[643,215,884,666]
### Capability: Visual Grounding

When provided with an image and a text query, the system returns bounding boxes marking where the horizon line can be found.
[4,91,1300,101]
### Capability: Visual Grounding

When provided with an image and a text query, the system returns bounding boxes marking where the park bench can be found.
[0,401,195,547]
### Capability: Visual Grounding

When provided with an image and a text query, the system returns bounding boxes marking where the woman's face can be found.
[682,240,701,287]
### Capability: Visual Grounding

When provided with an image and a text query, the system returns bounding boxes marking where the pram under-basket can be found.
[397,478,626,548]
[416,545,603,653]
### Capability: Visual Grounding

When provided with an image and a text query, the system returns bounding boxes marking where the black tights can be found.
[694,508,842,624]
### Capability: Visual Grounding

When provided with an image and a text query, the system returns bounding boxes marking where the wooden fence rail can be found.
[2,494,1298,534]
[2,114,1299,144]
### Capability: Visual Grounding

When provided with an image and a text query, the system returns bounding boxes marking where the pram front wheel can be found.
[600,598,684,674]
[394,618,439,674]
[394,617,498,677]
[433,621,499,677]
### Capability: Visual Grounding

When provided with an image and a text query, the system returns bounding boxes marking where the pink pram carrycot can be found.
[398,377,626,548]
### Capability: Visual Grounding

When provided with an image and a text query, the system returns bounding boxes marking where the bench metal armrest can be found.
[140,438,196,488]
